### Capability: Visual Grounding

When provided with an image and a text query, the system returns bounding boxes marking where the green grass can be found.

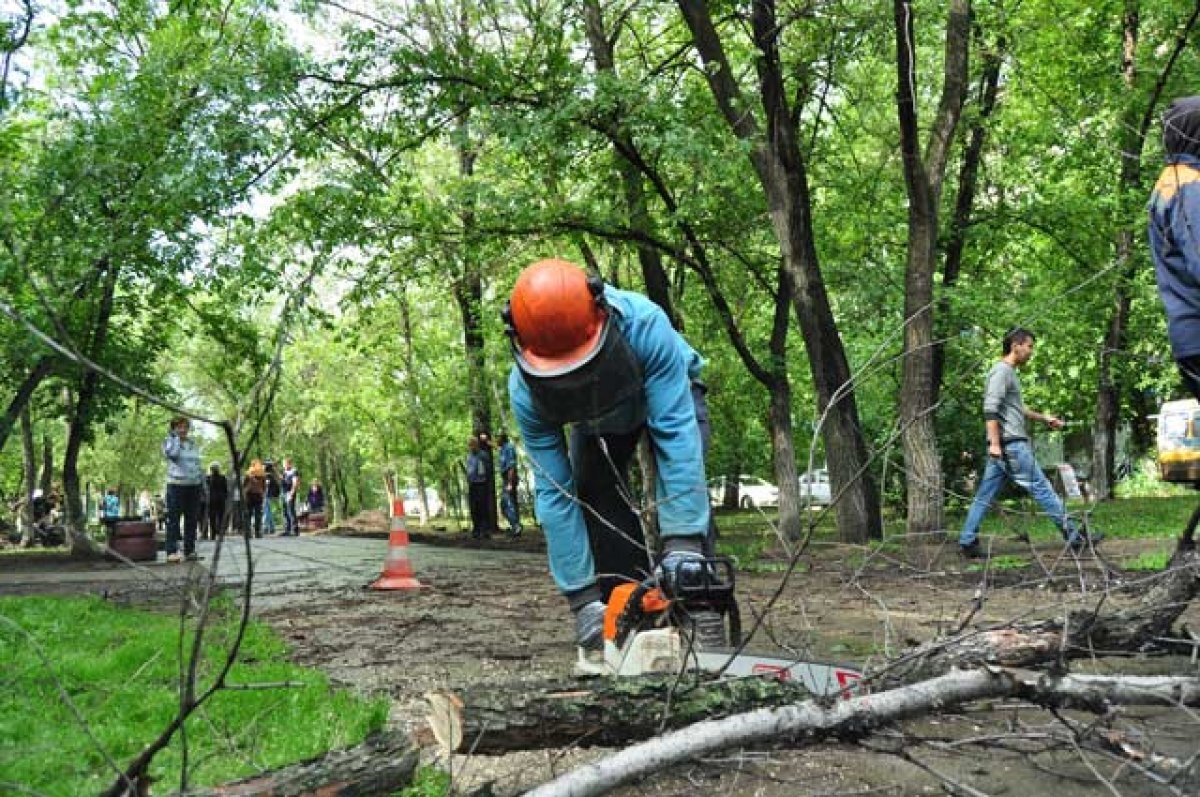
[955,494,1196,542]
[966,554,1030,572]
[1122,549,1173,571]
[0,595,388,796]
[713,495,1196,570]
[398,766,453,796]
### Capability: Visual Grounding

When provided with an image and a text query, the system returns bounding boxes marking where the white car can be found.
[402,487,443,522]
[708,475,779,509]
[798,469,832,506]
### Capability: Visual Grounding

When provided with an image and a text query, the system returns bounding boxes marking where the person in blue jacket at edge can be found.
[1148,96,1200,548]
[503,258,720,671]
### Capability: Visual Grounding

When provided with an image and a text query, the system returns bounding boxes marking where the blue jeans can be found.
[959,440,1078,546]
[283,496,297,534]
[263,497,276,533]
[500,485,521,532]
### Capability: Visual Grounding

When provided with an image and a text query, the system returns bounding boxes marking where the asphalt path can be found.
[0,534,545,607]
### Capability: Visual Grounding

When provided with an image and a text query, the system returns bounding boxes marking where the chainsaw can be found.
[587,556,863,699]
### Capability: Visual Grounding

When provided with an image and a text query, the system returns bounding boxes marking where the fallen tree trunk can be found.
[524,669,1200,797]
[176,732,417,797]
[881,551,1200,686]
[425,674,814,754]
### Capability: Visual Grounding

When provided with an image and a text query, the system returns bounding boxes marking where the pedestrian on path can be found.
[958,328,1098,558]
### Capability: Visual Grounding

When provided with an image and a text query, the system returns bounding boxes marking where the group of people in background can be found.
[159,416,326,562]
[465,430,523,540]
[241,457,325,539]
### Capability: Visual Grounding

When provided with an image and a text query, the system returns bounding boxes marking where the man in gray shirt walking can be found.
[959,328,1099,558]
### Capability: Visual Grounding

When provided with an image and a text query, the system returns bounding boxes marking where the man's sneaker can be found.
[1069,529,1104,552]
[184,552,200,562]
[959,541,986,560]
[166,552,183,564]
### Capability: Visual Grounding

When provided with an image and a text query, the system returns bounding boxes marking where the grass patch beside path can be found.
[0,595,388,796]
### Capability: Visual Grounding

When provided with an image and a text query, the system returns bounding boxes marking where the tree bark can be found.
[425,674,813,755]
[0,355,54,455]
[884,550,1200,686]
[178,733,418,797]
[934,31,1004,400]
[893,0,970,537]
[63,257,118,556]
[524,668,1200,797]
[677,0,881,542]
[39,428,52,495]
[19,404,36,546]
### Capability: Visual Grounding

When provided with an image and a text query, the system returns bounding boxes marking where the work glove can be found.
[655,549,710,596]
[574,600,606,651]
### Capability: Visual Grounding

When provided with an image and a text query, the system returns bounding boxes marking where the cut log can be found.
[424,674,814,754]
[178,732,417,796]
[882,551,1200,686]
[523,669,1200,797]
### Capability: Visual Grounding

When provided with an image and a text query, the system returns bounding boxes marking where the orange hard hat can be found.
[508,259,607,374]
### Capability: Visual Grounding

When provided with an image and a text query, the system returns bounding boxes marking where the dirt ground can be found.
[6,513,1198,795]
[266,516,1200,797]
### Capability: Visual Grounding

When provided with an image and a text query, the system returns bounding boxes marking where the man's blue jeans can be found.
[500,485,520,532]
[959,440,1078,547]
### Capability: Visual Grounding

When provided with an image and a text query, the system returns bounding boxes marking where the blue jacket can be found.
[508,286,708,594]
[499,441,517,475]
[466,450,488,483]
[162,434,203,485]
[1148,155,1200,360]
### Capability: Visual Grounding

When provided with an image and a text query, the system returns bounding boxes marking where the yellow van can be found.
[1157,398,1200,483]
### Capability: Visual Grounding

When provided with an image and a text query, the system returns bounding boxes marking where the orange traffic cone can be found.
[370,498,423,590]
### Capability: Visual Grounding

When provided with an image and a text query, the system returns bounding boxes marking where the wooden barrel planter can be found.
[105,518,158,562]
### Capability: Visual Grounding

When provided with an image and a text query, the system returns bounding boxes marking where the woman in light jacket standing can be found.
[162,417,204,563]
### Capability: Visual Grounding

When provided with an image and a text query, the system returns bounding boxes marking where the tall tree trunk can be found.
[63,258,118,556]
[398,290,431,519]
[19,405,36,546]
[767,266,801,540]
[1093,7,1142,502]
[893,0,970,537]
[934,31,1004,398]
[677,0,881,542]
[0,356,54,455]
[452,102,497,530]
[39,428,52,495]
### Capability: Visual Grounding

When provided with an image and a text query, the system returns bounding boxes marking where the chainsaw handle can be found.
[660,555,736,600]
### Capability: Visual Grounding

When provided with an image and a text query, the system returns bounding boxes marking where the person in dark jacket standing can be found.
[1149,96,1200,403]
[466,436,490,539]
[1149,97,1200,549]
[281,458,300,536]
[206,463,228,539]
[263,460,281,535]
[162,417,204,563]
